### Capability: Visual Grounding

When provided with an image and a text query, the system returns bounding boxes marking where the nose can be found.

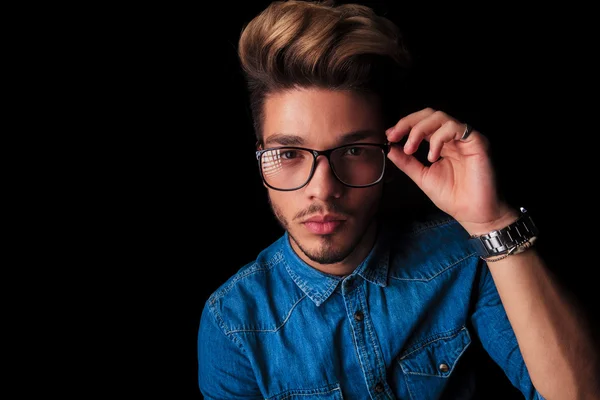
[304,156,343,200]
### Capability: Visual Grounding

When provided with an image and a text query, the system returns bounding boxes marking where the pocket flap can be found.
[399,327,471,377]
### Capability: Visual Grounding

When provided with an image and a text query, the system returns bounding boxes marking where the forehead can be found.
[262,88,384,147]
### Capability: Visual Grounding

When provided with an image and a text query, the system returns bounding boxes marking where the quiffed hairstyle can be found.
[238,0,412,142]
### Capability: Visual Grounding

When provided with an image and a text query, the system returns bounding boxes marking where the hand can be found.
[386,108,518,235]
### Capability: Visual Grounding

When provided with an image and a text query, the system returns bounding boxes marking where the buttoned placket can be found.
[342,276,393,399]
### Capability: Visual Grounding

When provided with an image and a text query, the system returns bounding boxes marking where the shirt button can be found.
[374,382,384,393]
[439,363,449,373]
[354,310,364,321]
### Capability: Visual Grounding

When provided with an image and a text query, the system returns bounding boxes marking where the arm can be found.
[487,248,598,399]
[464,211,600,399]
[471,257,542,399]
[386,108,599,399]
[198,302,263,399]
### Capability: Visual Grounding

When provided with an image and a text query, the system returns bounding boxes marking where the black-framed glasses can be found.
[256,142,391,191]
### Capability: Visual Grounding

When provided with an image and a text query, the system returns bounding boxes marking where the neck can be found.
[290,220,379,277]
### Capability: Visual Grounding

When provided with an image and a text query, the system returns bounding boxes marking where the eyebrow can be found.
[264,129,380,147]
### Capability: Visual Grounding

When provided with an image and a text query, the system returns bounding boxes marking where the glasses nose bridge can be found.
[312,148,336,165]
[306,148,342,193]
[311,149,340,178]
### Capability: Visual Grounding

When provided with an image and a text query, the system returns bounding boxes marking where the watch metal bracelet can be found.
[470,207,539,258]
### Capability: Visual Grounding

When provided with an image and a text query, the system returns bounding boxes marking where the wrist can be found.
[459,207,520,237]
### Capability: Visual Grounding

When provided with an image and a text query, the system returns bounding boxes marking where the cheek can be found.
[269,191,298,215]
[346,187,383,211]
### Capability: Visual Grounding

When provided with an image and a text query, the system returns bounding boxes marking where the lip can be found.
[302,214,346,235]
[302,214,346,223]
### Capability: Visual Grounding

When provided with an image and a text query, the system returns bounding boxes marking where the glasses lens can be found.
[260,148,314,190]
[331,144,385,186]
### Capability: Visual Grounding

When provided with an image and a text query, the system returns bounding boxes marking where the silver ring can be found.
[460,124,472,141]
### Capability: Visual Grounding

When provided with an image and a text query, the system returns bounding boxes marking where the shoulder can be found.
[385,210,480,281]
[207,237,285,303]
[202,235,305,334]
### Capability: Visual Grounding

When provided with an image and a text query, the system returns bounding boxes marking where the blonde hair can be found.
[238,0,412,141]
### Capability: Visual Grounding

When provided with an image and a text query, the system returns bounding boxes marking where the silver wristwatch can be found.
[469,207,539,259]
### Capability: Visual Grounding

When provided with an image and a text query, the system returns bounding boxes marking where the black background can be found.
[72,1,598,398]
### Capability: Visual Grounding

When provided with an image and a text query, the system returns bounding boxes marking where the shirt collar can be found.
[282,228,389,306]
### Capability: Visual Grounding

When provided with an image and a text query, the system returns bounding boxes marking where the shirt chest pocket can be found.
[397,327,471,399]
[268,383,344,400]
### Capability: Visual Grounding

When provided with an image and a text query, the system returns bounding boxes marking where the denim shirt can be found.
[198,214,545,399]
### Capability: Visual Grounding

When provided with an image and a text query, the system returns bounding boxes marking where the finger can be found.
[387,145,426,187]
[385,108,436,143]
[427,120,466,162]
[402,110,455,155]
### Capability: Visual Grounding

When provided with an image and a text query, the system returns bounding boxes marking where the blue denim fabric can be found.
[198,213,545,399]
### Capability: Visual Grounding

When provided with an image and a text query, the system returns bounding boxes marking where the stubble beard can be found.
[268,196,375,265]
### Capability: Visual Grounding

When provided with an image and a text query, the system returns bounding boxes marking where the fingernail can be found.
[386,127,394,136]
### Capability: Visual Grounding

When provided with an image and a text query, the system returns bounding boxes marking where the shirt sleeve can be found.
[198,301,263,399]
[470,262,546,400]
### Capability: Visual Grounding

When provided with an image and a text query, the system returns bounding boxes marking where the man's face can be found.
[261,88,386,266]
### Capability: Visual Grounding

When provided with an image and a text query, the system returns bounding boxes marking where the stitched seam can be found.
[284,259,338,305]
[287,266,320,303]
[210,251,283,305]
[400,327,466,360]
[390,253,476,282]
[324,278,339,299]
[360,288,386,382]
[227,294,307,333]
[356,291,375,386]
[274,386,340,400]
[206,303,247,354]
[404,370,416,400]
[344,290,373,393]
[416,326,465,349]
[207,301,231,337]
[405,371,440,377]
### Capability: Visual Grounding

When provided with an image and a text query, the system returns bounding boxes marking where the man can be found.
[198,1,599,398]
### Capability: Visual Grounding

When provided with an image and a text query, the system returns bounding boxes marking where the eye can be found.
[344,147,363,156]
[281,150,299,159]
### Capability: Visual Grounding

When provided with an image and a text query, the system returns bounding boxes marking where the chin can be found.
[300,240,352,265]
[292,224,361,264]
